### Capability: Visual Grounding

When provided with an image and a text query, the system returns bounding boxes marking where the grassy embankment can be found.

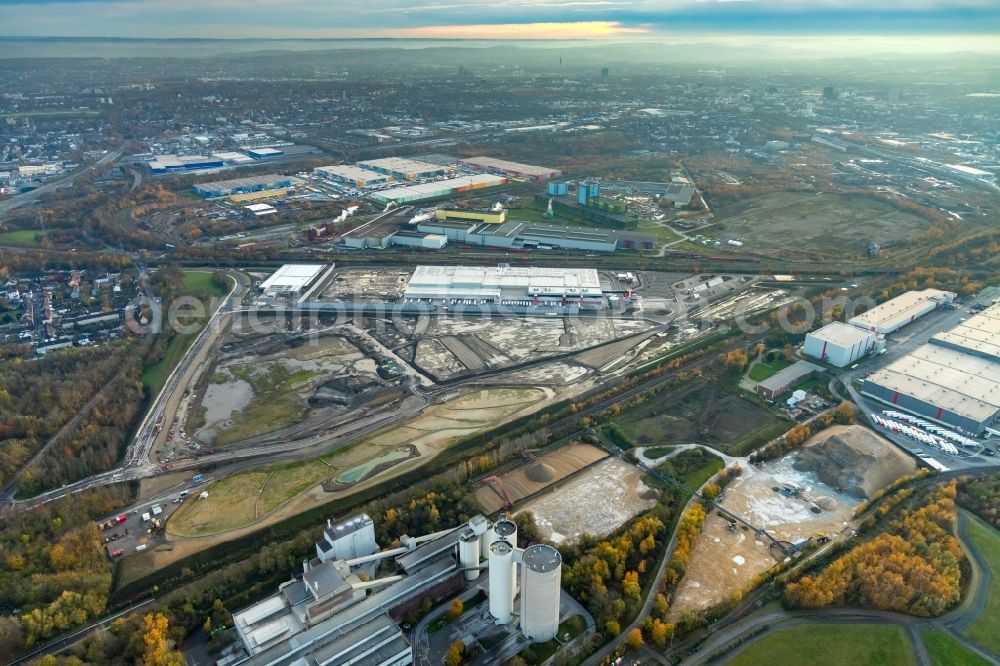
[141,271,230,395]
[729,624,916,666]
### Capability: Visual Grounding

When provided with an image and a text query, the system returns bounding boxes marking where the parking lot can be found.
[95,475,211,559]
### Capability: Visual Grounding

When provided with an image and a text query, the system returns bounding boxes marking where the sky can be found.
[1,0,998,40]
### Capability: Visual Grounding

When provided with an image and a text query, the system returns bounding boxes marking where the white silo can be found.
[459,530,481,581]
[481,515,518,559]
[519,544,562,642]
[488,539,515,624]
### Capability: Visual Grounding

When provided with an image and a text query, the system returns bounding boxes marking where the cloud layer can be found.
[0,0,997,38]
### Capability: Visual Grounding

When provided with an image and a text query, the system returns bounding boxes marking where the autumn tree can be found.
[448,598,464,620]
[833,400,857,425]
[141,613,183,666]
[444,640,465,666]
[626,627,644,650]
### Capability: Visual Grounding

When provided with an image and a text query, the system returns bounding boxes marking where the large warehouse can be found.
[861,303,1000,434]
[848,289,955,334]
[415,218,654,253]
[258,264,328,297]
[804,321,877,367]
[357,157,449,181]
[148,154,224,173]
[192,174,294,198]
[370,174,507,204]
[314,165,389,187]
[402,265,604,305]
[459,156,561,182]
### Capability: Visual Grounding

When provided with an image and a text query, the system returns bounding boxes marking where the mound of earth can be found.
[526,462,557,483]
[793,425,916,499]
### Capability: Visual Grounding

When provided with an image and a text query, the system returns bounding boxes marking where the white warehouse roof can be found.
[865,344,1000,423]
[357,157,445,175]
[807,321,874,347]
[931,302,1000,362]
[404,265,602,301]
[315,165,387,181]
[259,264,327,292]
[848,289,954,333]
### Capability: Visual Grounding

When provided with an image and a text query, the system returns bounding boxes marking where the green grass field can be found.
[962,517,1000,654]
[921,629,992,666]
[748,357,792,382]
[0,229,52,245]
[141,271,232,395]
[730,624,915,666]
[636,218,686,246]
[657,448,725,490]
[167,459,333,537]
[712,191,929,256]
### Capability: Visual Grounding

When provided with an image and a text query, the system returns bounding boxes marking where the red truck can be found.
[115,514,127,525]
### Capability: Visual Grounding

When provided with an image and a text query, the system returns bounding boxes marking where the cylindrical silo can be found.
[520,544,562,642]
[459,530,481,581]
[481,516,518,559]
[488,539,515,624]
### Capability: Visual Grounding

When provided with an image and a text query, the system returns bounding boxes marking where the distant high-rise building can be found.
[601,67,609,78]
[823,86,837,100]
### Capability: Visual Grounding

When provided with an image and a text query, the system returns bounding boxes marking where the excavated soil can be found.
[793,425,916,499]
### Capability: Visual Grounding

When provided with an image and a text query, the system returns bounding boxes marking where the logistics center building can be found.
[804,321,877,367]
[862,303,1000,434]
[459,156,561,182]
[314,165,390,187]
[357,157,450,181]
[848,289,955,334]
[192,174,294,198]
[403,265,603,305]
[369,174,507,204]
[258,264,328,297]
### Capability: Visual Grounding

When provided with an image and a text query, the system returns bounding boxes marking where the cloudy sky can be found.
[2,0,998,39]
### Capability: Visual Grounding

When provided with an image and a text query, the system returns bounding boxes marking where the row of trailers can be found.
[870,410,980,461]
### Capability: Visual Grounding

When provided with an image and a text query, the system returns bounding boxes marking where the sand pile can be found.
[793,425,916,499]
[526,462,557,483]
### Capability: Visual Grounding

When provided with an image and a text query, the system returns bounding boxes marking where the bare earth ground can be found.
[670,454,860,618]
[518,457,658,544]
[473,442,608,514]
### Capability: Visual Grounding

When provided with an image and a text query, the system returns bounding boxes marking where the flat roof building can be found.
[756,360,824,400]
[357,157,449,181]
[315,165,389,187]
[193,174,293,198]
[148,154,224,173]
[804,322,876,367]
[258,264,327,296]
[862,343,1000,434]
[848,289,955,334]
[930,303,1000,363]
[247,147,284,159]
[370,174,507,204]
[459,156,561,182]
[403,265,603,304]
[415,218,653,253]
